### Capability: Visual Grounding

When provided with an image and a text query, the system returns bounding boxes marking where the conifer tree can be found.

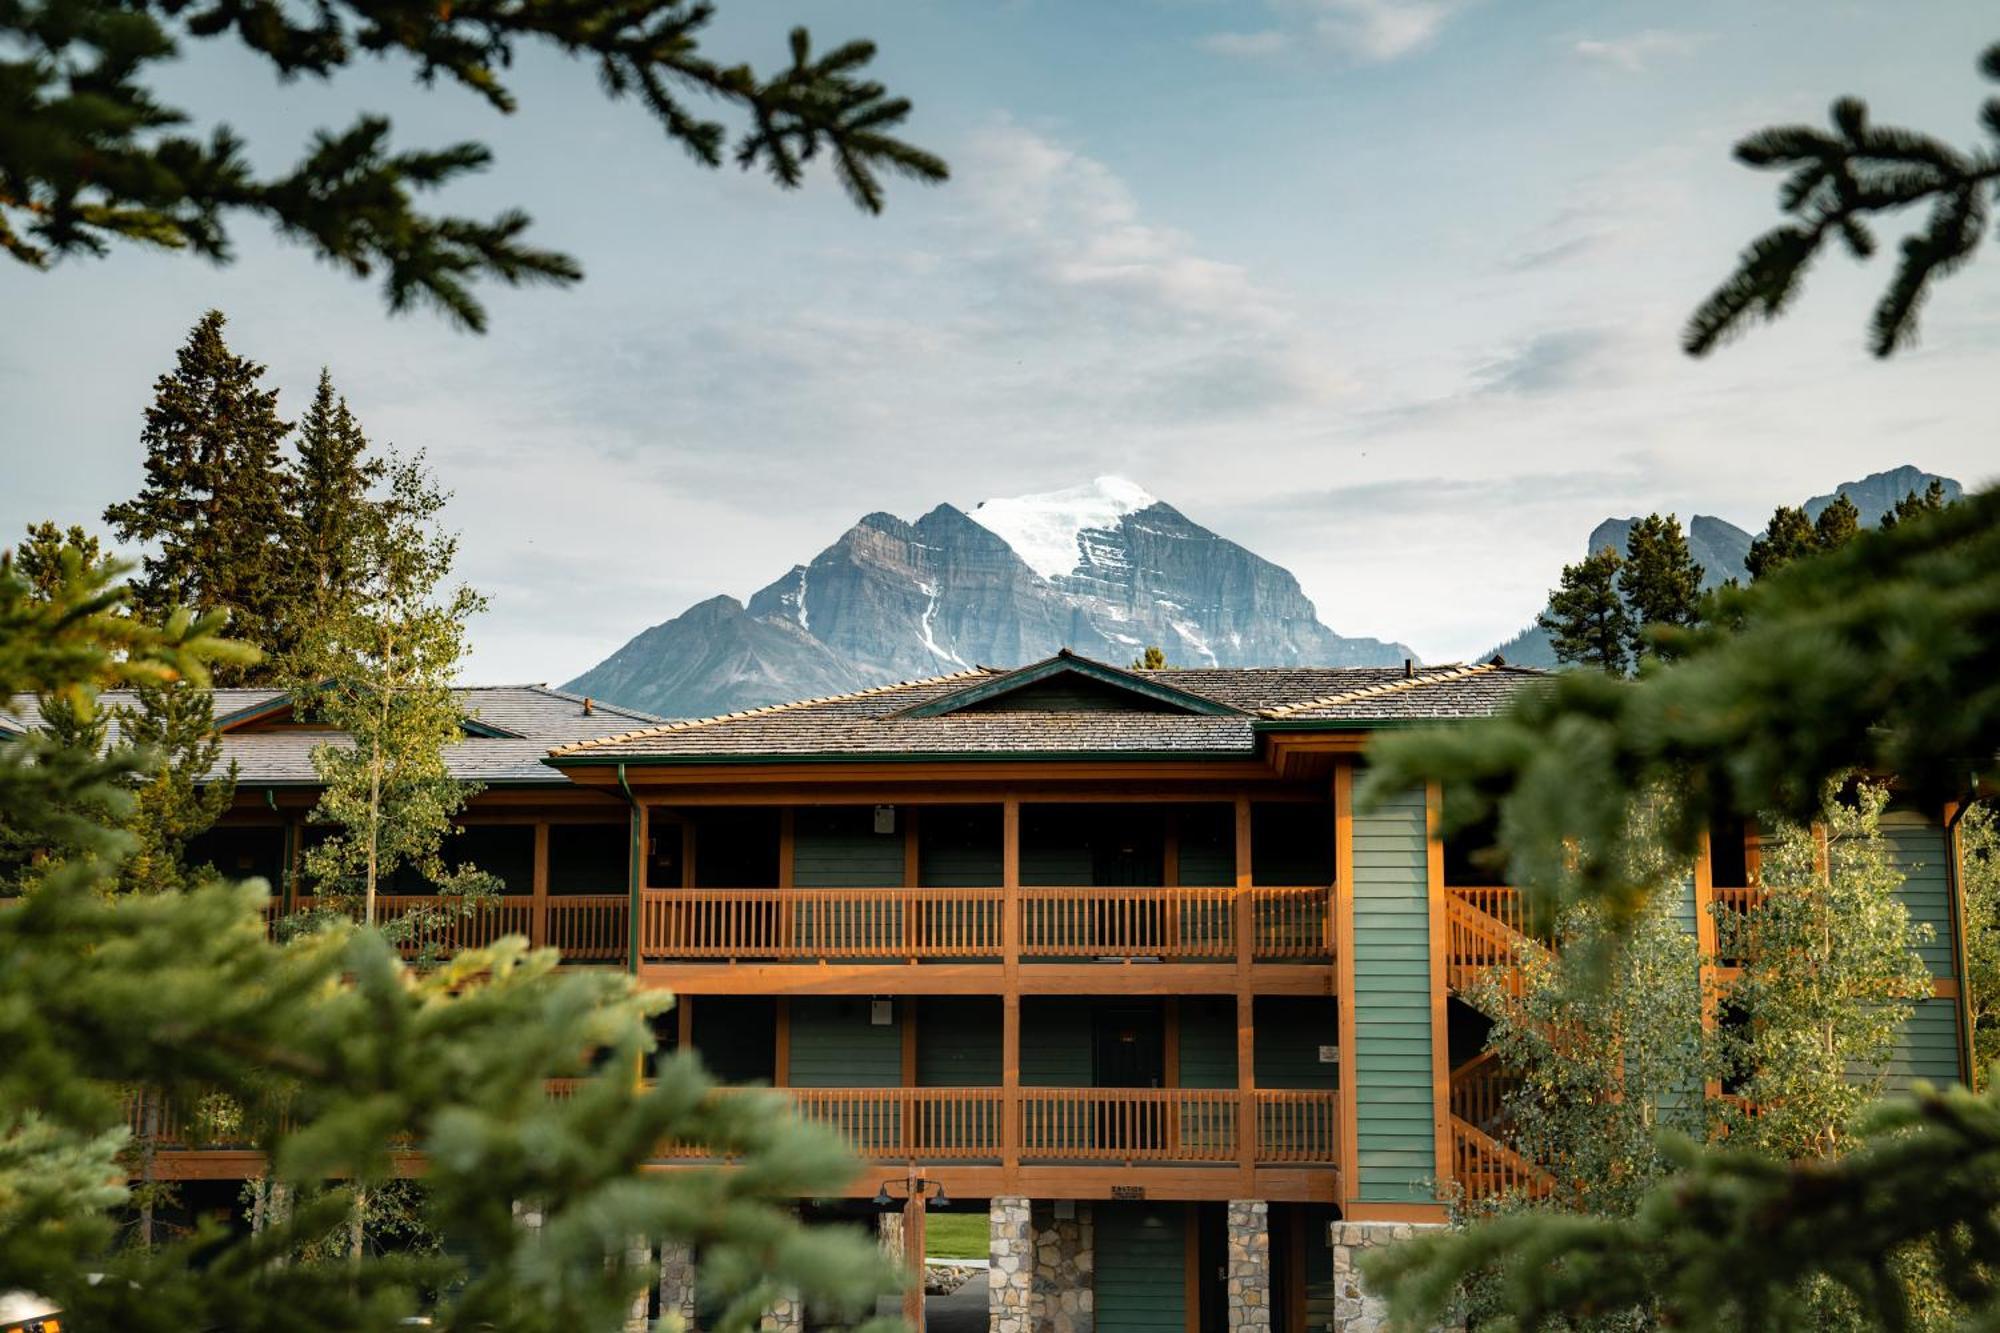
[1130,645,1168,670]
[104,312,293,676]
[1962,804,2000,1083]
[1618,513,1705,660]
[296,455,494,929]
[3,0,947,331]
[1881,479,1953,530]
[1537,546,1633,674]
[1813,493,1862,550]
[14,523,102,599]
[290,371,386,632]
[113,683,235,897]
[1744,505,1819,580]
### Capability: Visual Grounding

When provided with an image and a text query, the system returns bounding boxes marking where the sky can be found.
[4,1,1998,682]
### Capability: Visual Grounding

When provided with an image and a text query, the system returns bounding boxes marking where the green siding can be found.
[788,998,901,1087]
[1095,1204,1187,1333]
[918,806,1003,887]
[1351,783,1437,1203]
[1253,997,1338,1090]
[1883,810,1954,978]
[1021,998,1092,1085]
[793,807,904,887]
[1178,997,1236,1088]
[1884,996,1963,1092]
[917,998,1002,1086]
[1176,805,1235,887]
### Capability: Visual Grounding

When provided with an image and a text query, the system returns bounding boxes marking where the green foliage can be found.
[1537,546,1632,675]
[0,552,899,1331]
[103,311,295,677]
[1364,487,2000,935]
[294,455,494,925]
[1,0,946,330]
[1744,505,1821,581]
[1814,494,1863,551]
[1472,882,1708,1219]
[1963,804,2000,1085]
[1684,40,2000,358]
[1617,514,1704,662]
[290,370,387,631]
[13,523,103,598]
[1130,645,1168,670]
[1882,480,1954,531]
[113,681,236,896]
[1716,782,1933,1160]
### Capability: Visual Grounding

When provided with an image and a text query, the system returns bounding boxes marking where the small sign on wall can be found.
[871,998,894,1025]
[1110,1185,1145,1200]
[1318,1044,1338,1064]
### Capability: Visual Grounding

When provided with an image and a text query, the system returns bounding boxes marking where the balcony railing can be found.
[128,1085,1341,1168]
[277,894,628,963]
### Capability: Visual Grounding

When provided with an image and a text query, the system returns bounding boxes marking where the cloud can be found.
[1471,327,1626,396]
[1202,0,1465,64]
[1571,29,1709,72]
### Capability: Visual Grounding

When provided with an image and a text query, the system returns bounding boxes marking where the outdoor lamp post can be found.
[875,1174,948,1331]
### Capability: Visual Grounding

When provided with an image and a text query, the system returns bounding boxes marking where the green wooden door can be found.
[1096,1203,1187,1333]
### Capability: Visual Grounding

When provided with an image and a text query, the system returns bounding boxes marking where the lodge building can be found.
[16,652,1975,1333]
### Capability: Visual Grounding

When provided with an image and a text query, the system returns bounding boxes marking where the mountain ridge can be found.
[568,478,1416,718]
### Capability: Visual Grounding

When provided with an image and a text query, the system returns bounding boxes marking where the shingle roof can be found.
[2,685,660,785]
[548,656,1550,763]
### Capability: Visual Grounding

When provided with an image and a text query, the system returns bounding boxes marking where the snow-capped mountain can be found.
[566,477,1415,719]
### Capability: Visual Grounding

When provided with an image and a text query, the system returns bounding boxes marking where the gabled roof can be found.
[547,655,1551,765]
[892,650,1242,719]
[2,685,662,785]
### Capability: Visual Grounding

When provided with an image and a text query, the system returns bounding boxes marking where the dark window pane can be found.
[1251,803,1334,886]
[551,823,626,895]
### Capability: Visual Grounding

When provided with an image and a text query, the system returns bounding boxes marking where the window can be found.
[550,823,625,894]
[1251,802,1334,886]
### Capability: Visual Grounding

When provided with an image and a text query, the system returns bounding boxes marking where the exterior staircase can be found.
[1442,888,1556,1202]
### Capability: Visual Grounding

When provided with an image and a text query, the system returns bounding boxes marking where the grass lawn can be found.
[921,1210,988,1261]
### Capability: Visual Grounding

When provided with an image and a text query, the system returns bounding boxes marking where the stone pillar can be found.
[1330,1221,1440,1333]
[626,1238,653,1332]
[1226,1200,1270,1333]
[511,1199,543,1239]
[1028,1202,1093,1333]
[658,1242,698,1330]
[989,1195,1033,1333]
[759,1291,804,1333]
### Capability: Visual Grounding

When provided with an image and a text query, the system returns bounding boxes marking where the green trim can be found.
[1251,718,1460,732]
[545,748,1254,769]
[893,651,1242,719]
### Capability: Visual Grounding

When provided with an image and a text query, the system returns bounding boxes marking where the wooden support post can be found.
[902,1190,927,1332]
[1334,761,1360,1209]
[902,1000,919,1158]
[1002,993,1021,1182]
[904,807,921,960]
[1424,784,1451,1199]
[1234,796,1254,972]
[1003,798,1021,977]
[1236,989,1256,1189]
[774,999,791,1089]
[531,821,550,949]
[676,995,694,1055]
[1695,828,1722,1101]
[779,808,795,956]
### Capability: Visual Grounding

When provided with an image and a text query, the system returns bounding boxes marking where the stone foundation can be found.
[990,1196,1033,1333]
[1226,1200,1270,1333]
[1331,1221,1444,1333]
[760,1291,803,1333]
[658,1242,697,1329]
[1028,1202,1093,1333]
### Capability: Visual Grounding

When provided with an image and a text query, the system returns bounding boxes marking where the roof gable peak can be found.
[893,650,1242,719]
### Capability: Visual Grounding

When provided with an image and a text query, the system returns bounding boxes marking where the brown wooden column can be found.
[902,1190,927,1332]
[530,821,550,949]
[1424,784,1451,1199]
[773,999,791,1089]
[1002,993,1021,1184]
[1333,761,1360,1209]
[1234,797,1255,1184]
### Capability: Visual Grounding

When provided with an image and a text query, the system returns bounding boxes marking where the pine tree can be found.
[1813,493,1862,550]
[1744,505,1819,580]
[3,1,946,332]
[1538,546,1633,675]
[1963,804,2000,1085]
[290,370,387,633]
[113,683,236,897]
[1619,513,1706,661]
[14,523,102,599]
[1881,479,1953,530]
[1130,645,1167,670]
[296,456,494,929]
[103,312,294,676]
[0,554,898,1332]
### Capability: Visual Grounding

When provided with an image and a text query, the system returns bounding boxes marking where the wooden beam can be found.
[1002,993,1021,1183]
[1183,1202,1201,1333]
[774,999,791,1089]
[530,821,550,949]
[1424,783,1450,1202]
[1333,760,1360,1211]
[676,994,693,1054]
[1944,800,1977,1086]
[1236,989,1256,1191]
[636,962,1337,997]
[1003,798,1021,980]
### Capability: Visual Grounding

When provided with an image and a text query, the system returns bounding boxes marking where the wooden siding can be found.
[1349,784,1437,1203]
[1021,998,1094,1086]
[917,998,1003,1086]
[1253,997,1338,1090]
[1177,805,1235,887]
[1883,810,1955,978]
[793,807,906,888]
[788,998,902,1088]
[1884,996,1963,1091]
[1178,997,1237,1089]
[1095,1203,1188,1333]
[918,806,1004,887]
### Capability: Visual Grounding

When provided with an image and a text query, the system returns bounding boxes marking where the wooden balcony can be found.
[639,885,1332,964]
[280,894,627,963]
[129,1084,1341,1173]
